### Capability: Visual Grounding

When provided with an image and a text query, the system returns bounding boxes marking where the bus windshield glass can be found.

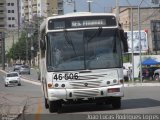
[47,29,122,71]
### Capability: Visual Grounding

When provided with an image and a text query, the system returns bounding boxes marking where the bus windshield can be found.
[47,29,122,71]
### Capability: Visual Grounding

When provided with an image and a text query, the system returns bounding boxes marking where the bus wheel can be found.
[111,97,121,109]
[49,101,61,113]
[45,98,49,109]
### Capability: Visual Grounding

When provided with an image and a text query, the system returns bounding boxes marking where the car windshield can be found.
[7,73,18,77]
[47,29,122,71]
[21,65,29,68]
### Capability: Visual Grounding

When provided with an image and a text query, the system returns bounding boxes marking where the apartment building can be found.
[2,0,64,52]
[21,0,64,22]
[6,0,19,30]
[0,0,5,32]
[113,6,160,52]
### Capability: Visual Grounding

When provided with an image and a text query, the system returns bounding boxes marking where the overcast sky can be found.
[64,0,158,14]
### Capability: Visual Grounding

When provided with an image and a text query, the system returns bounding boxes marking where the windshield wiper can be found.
[113,30,117,53]
[87,27,103,43]
[64,30,77,56]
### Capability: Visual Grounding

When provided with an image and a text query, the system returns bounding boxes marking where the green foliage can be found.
[7,30,39,61]
[123,54,131,63]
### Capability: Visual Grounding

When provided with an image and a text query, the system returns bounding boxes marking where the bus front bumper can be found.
[48,85,124,101]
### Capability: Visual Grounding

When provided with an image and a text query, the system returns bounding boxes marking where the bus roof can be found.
[47,12,116,20]
[40,12,117,32]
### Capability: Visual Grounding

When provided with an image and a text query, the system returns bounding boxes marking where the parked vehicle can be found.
[19,65,30,74]
[4,72,21,87]
[13,63,22,71]
[141,67,160,81]
[153,69,160,81]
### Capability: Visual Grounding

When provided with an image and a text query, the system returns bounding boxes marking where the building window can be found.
[8,3,10,6]
[11,3,14,6]
[8,10,11,13]
[9,24,11,27]
[12,24,15,27]
[12,10,14,13]
[12,17,15,20]
[8,17,11,20]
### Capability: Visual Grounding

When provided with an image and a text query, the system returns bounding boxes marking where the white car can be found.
[4,72,21,87]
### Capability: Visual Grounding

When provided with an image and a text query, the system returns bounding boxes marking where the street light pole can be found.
[87,0,93,12]
[73,0,76,12]
[138,0,145,84]
[116,0,119,22]
[67,0,77,12]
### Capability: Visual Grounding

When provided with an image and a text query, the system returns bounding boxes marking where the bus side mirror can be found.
[40,39,46,50]
[120,30,128,53]
[40,35,47,50]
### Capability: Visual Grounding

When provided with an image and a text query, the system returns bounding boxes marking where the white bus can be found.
[40,12,128,113]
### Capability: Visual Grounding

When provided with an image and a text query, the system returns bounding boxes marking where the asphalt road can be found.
[1,68,160,120]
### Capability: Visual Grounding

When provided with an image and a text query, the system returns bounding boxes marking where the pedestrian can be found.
[128,67,132,81]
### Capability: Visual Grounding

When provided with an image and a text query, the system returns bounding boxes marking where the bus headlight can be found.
[113,79,117,83]
[55,83,59,87]
[106,81,110,84]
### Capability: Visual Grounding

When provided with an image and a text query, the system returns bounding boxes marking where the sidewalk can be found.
[0,91,28,120]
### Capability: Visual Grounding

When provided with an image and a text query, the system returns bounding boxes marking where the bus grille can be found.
[70,80,103,89]
[73,89,100,98]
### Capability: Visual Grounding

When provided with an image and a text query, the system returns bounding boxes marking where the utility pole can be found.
[17,0,20,40]
[1,32,5,70]
[126,0,134,83]
[138,0,145,84]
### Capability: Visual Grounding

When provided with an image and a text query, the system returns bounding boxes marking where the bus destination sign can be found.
[71,19,106,27]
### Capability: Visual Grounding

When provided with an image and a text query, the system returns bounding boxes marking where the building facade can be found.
[3,0,64,52]
[113,6,160,53]
[21,0,64,22]
[0,0,6,32]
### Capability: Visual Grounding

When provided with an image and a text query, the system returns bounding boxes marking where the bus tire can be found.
[45,98,49,109]
[49,101,61,113]
[111,97,121,109]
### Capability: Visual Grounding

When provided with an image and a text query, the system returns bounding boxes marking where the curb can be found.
[124,83,160,87]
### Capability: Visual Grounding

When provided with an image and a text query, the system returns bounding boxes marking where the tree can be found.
[7,15,43,63]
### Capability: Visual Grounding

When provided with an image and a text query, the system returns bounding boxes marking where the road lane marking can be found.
[35,98,43,120]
